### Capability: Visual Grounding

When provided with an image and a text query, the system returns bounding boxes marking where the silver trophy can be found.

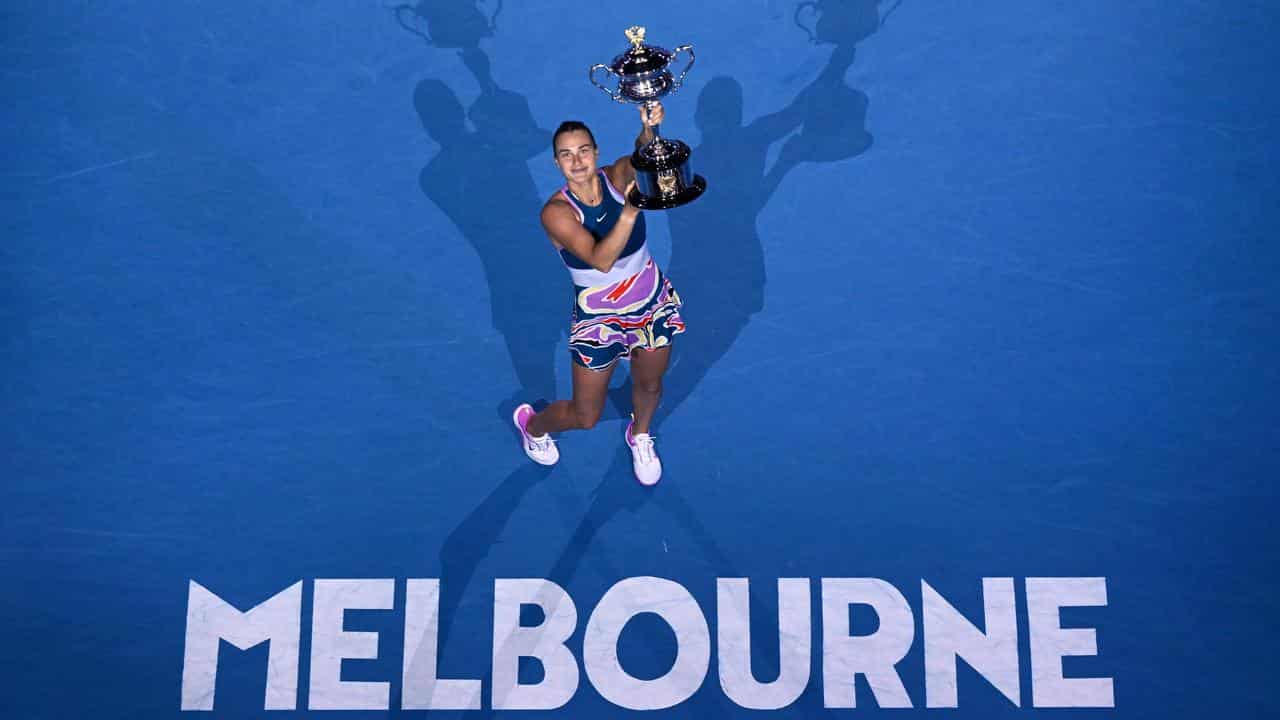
[589,26,706,210]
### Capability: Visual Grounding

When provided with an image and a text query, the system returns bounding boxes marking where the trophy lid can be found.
[608,26,673,76]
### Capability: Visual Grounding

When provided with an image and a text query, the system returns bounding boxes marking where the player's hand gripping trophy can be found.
[590,26,707,209]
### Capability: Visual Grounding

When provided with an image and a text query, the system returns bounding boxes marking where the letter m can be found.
[181,580,303,711]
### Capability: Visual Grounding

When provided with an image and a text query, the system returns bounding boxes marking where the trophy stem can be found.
[643,99,663,140]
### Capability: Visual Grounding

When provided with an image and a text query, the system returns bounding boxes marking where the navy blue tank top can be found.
[558,171,647,270]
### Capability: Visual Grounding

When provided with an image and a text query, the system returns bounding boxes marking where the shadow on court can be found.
[612,1,880,434]
[413,48,564,413]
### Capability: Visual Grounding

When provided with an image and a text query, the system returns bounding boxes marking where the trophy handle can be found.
[670,44,696,90]
[589,63,624,102]
[794,1,819,43]
[394,4,433,45]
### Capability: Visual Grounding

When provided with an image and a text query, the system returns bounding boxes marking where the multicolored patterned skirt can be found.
[568,258,686,371]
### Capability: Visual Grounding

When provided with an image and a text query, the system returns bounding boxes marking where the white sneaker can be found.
[513,403,558,466]
[625,416,662,486]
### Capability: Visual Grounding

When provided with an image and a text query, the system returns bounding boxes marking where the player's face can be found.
[553,130,598,183]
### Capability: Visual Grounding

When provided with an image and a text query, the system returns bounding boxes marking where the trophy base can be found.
[628,175,707,210]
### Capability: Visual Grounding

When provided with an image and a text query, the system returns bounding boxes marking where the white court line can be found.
[43,150,157,184]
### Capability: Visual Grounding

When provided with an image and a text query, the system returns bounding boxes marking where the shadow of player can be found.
[406,37,572,715]
[609,36,873,427]
[413,48,564,413]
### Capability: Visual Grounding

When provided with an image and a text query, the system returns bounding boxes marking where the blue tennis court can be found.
[4,1,1277,717]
